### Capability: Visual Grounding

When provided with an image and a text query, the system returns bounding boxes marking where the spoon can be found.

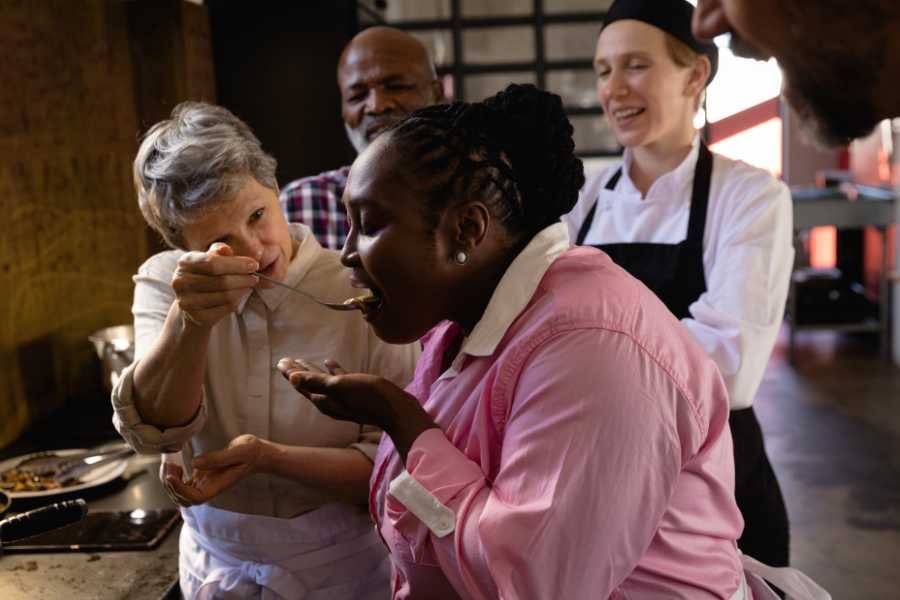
[253,272,361,312]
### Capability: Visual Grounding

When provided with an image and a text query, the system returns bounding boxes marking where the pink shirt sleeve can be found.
[390,328,693,599]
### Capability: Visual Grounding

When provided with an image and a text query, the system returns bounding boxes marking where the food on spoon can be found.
[342,292,380,311]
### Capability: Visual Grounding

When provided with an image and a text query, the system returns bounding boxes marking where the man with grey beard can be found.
[281,26,444,249]
[691,1,900,363]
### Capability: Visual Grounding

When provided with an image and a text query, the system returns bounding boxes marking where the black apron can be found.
[576,142,790,568]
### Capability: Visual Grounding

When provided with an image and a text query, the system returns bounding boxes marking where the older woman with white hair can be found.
[111,101,418,599]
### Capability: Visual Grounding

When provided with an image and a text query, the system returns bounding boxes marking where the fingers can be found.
[173,272,259,293]
[323,359,346,375]
[287,370,333,396]
[276,359,328,392]
[208,242,233,257]
[173,276,256,327]
[177,288,254,311]
[166,472,208,504]
[192,446,244,471]
[169,466,248,504]
[160,463,194,507]
[177,250,259,277]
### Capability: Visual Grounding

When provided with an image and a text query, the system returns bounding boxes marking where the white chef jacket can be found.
[112,223,420,517]
[563,135,794,410]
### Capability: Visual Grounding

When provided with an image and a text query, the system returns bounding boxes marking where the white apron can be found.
[179,502,390,600]
[730,554,832,600]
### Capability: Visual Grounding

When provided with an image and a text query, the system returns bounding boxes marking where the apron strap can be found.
[575,142,711,248]
[575,167,622,245]
[685,142,713,245]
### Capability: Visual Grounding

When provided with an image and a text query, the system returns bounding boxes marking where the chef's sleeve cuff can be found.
[111,361,206,454]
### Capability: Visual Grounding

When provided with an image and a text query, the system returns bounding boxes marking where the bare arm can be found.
[132,304,212,428]
[164,435,374,506]
[259,442,373,504]
[132,243,259,429]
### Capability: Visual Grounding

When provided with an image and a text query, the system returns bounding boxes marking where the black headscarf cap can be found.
[603,0,719,85]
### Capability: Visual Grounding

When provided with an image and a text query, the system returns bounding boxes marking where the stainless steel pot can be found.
[88,325,135,393]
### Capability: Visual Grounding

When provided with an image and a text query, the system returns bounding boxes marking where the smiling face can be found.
[339,137,461,344]
[594,20,703,151]
[693,0,892,145]
[180,176,295,285]
[338,28,443,154]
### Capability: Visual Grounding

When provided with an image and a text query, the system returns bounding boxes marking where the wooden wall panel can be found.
[0,0,150,446]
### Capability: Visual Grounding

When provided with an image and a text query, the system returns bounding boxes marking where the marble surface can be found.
[0,454,179,600]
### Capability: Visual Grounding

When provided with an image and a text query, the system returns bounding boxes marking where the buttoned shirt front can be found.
[112,223,419,518]
[370,223,744,599]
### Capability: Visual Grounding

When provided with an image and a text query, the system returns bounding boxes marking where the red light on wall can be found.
[809,226,837,268]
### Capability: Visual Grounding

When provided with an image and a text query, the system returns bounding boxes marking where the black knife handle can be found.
[0,498,88,543]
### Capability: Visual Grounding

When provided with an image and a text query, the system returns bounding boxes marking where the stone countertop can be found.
[0,454,180,600]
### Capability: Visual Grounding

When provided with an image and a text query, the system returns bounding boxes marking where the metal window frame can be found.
[362,0,621,158]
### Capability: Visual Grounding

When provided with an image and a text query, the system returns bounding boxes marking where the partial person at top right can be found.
[692,0,900,147]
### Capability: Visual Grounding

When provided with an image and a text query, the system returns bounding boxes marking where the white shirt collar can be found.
[238,223,321,314]
[461,222,571,358]
[618,133,701,200]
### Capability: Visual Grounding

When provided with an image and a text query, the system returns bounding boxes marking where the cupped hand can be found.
[162,434,265,506]
[277,358,437,458]
[172,243,260,327]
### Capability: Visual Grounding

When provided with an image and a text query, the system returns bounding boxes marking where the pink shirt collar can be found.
[461,222,570,358]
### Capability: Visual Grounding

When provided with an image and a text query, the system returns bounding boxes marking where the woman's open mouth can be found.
[612,106,645,126]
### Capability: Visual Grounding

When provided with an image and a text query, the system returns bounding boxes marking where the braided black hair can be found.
[386,84,585,241]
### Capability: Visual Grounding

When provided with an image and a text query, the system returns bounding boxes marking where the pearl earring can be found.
[454,251,469,265]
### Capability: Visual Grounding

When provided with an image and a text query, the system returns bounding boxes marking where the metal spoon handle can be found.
[253,273,358,311]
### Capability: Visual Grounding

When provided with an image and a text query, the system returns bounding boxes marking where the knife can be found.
[0,498,88,545]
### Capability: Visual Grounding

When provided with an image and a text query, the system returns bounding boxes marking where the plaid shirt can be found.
[280,166,351,250]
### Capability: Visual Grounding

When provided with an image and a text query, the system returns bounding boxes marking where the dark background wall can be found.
[208,0,358,187]
[2,0,359,448]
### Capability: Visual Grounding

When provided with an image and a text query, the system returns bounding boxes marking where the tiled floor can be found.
[756,328,900,599]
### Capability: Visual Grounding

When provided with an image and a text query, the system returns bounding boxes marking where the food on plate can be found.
[0,466,64,492]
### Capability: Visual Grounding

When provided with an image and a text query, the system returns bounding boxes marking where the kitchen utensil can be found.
[88,325,135,392]
[254,272,362,311]
[0,498,87,545]
[0,449,129,499]
[52,448,134,485]
[15,443,131,477]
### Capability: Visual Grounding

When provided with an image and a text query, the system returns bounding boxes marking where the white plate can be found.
[0,448,129,499]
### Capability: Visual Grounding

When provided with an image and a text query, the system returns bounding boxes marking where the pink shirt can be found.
[370,223,744,599]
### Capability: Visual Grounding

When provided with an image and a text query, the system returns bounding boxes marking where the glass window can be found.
[464,72,537,102]
[463,26,534,64]
[545,0,613,14]
[544,23,601,61]
[546,70,599,108]
[410,30,455,67]
[461,0,531,17]
[384,0,452,22]
[569,114,620,155]
[706,49,782,123]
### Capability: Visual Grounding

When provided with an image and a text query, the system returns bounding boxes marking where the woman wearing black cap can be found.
[564,0,793,571]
